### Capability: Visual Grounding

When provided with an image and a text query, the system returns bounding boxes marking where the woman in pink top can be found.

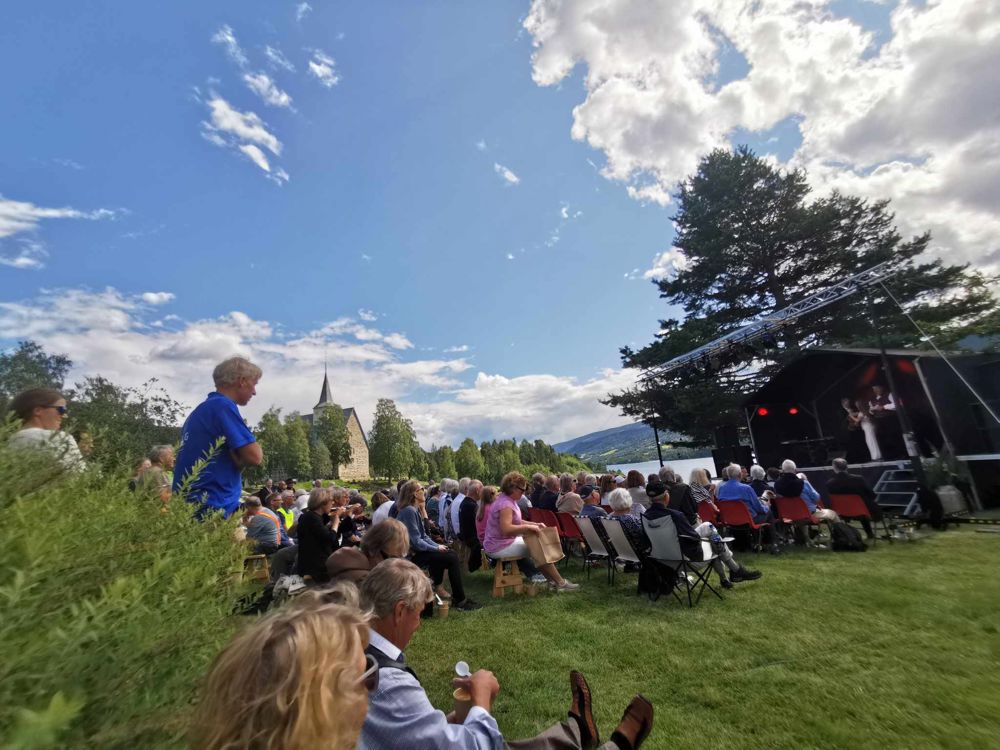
[475,485,496,544]
[484,472,580,591]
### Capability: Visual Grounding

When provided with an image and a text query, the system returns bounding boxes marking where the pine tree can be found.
[608,147,999,441]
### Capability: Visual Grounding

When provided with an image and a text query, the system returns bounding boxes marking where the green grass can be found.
[406,530,1000,750]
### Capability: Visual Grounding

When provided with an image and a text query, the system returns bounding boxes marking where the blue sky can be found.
[1,1,995,447]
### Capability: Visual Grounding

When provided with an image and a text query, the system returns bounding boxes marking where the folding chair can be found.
[697,500,720,525]
[596,518,643,588]
[555,512,586,562]
[773,496,830,546]
[828,494,893,544]
[716,501,770,551]
[574,515,612,582]
[642,514,723,607]
[600,505,613,514]
[525,508,542,524]
[536,509,560,528]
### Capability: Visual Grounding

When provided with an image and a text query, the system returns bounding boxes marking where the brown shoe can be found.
[568,671,599,749]
[610,694,653,750]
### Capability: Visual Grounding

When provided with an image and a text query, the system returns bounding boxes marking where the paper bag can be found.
[525,525,564,565]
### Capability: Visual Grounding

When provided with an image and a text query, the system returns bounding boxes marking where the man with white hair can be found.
[775,459,839,544]
[449,477,471,540]
[827,457,882,539]
[172,356,263,518]
[437,478,459,539]
[657,466,699,525]
[360,559,654,750]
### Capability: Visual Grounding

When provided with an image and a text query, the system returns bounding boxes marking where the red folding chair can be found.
[536,509,559,528]
[525,508,542,524]
[772,496,830,545]
[697,500,719,525]
[716,500,770,552]
[828,494,892,544]
[555,512,586,563]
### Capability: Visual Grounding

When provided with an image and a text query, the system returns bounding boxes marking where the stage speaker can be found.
[712,446,754,477]
[714,424,740,448]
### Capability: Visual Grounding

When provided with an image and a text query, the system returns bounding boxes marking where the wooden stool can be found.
[491,557,524,598]
[244,554,270,583]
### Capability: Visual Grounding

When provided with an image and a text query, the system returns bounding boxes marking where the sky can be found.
[1,0,997,449]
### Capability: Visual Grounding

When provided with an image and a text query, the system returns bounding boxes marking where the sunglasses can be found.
[360,653,379,692]
[45,405,68,415]
[514,484,527,492]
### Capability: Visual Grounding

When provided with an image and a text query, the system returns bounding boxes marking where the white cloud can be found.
[644,248,689,281]
[264,45,295,72]
[238,144,272,172]
[493,163,520,185]
[211,24,248,68]
[243,72,293,109]
[476,139,487,151]
[0,196,118,270]
[53,158,84,170]
[361,253,372,262]
[203,96,281,155]
[308,50,340,88]
[444,344,470,353]
[296,3,312,22]
[141,292,175,305]
[506,252,515,260]
[358,308,378,322]
[383,333,414,350]
[524,0,1000,269]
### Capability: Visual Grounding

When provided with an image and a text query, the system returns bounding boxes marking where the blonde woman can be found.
[190,595,374,750]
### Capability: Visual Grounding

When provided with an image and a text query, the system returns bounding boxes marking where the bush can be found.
[0,424,248,748]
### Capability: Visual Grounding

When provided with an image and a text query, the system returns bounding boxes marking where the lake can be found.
[607,456,717,481]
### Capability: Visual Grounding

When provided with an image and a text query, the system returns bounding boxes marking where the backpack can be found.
[638,559,678,599]
[830,521,867,552]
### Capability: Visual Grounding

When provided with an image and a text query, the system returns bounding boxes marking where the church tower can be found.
[313,363,334,422]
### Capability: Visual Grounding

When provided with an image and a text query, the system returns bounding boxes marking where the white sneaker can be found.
[556,580,581,591]
[529,574,547,584]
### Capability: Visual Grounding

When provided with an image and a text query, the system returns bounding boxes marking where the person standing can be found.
[137,445,175,505]
[172,356,263,518]
[6,388,86,473]
[855,400,882,461]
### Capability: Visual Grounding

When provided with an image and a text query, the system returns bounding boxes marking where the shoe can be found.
[453,598,483,611]
[529,574,548,584]
[720,578,734,590]
[568,671,599,749]
[730,567,762,582]
[555,580,581,592]
[435,588,452,600]
[610,695,653,750]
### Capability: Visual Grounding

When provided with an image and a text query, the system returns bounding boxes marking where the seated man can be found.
[714,464,781,552]
[578,486,608,519]
[359,558,654,750]
[242,497,292,556]
[536,474,561,511]
[774,459,839,544]
[657,467,698,525]
[457,480,484,572]
[643,482,760,589]
[827,458,883,539]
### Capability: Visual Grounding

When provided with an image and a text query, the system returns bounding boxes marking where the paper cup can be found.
[438,602,449,619]
[453,687,473,723]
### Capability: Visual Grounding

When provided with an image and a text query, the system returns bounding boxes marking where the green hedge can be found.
[0,426,248,748]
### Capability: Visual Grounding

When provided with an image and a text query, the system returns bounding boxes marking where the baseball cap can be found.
[325,547,371,584]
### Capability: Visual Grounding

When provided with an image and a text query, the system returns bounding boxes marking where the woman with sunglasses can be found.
[190,589,374,750]
[6,387,85,473]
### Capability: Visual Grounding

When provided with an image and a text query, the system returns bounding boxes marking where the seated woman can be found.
[190,592,372,750]
[296,487,346,583]
[483,472,580,591]
[395,480,481,611]
[607,488,649,556]
[476,485,497,544]
[326,518,410,584]
[625,470,649,511]
[688,468,719,518]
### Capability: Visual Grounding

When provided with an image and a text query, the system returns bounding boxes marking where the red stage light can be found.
[788,407,799,415]
[757,407,769,416]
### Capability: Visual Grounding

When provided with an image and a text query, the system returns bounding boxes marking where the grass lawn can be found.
[406,529,1000,750]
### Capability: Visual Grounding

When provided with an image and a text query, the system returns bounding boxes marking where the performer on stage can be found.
[854,399,882,461]
[841,397,866,463]
[869,385,896,415]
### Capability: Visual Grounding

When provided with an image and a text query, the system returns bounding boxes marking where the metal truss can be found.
[641,261,900,380]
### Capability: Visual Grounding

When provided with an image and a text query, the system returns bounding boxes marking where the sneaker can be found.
[720,578,734,590]
[529,574,548,584]
[453,598,483,611]
[731,567,762,582]
[556,580,581,592]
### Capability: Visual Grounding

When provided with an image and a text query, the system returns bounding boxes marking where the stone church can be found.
[302,370,370,480]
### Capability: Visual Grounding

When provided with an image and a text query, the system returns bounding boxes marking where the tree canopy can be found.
[607,147,998,442]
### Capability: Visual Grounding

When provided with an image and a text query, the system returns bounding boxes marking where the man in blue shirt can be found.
[173,356,263,518]
[716,463,772,522]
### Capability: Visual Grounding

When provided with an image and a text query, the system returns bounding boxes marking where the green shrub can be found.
[0,424,248,748]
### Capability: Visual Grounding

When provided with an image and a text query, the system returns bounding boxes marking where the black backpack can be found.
[830,521,867,552]
[638,560,678,599]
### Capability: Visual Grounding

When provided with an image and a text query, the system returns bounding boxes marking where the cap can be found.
[325,547,371,584]
[578,485,597,499]
[645,480,668,500]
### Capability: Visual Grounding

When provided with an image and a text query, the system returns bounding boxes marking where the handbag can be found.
[524,525,564,565]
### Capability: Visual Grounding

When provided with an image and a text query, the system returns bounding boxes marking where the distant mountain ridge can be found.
[553,422,706,465]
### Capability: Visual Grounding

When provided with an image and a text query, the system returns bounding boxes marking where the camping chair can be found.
[574,515,613,582]
[829,493,893,544]
[555,512,587,563]
[595,517,643,588]
[697,500,720,525]
[716,501,771,551]
[642,514,723,607]
[772,496,830,546]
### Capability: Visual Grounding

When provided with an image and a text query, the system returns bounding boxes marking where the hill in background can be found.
[553,422,710,466]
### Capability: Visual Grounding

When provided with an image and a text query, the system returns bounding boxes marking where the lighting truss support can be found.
[641,261,900,381]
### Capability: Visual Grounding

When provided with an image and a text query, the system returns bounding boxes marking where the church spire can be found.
[315,363,334,409]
